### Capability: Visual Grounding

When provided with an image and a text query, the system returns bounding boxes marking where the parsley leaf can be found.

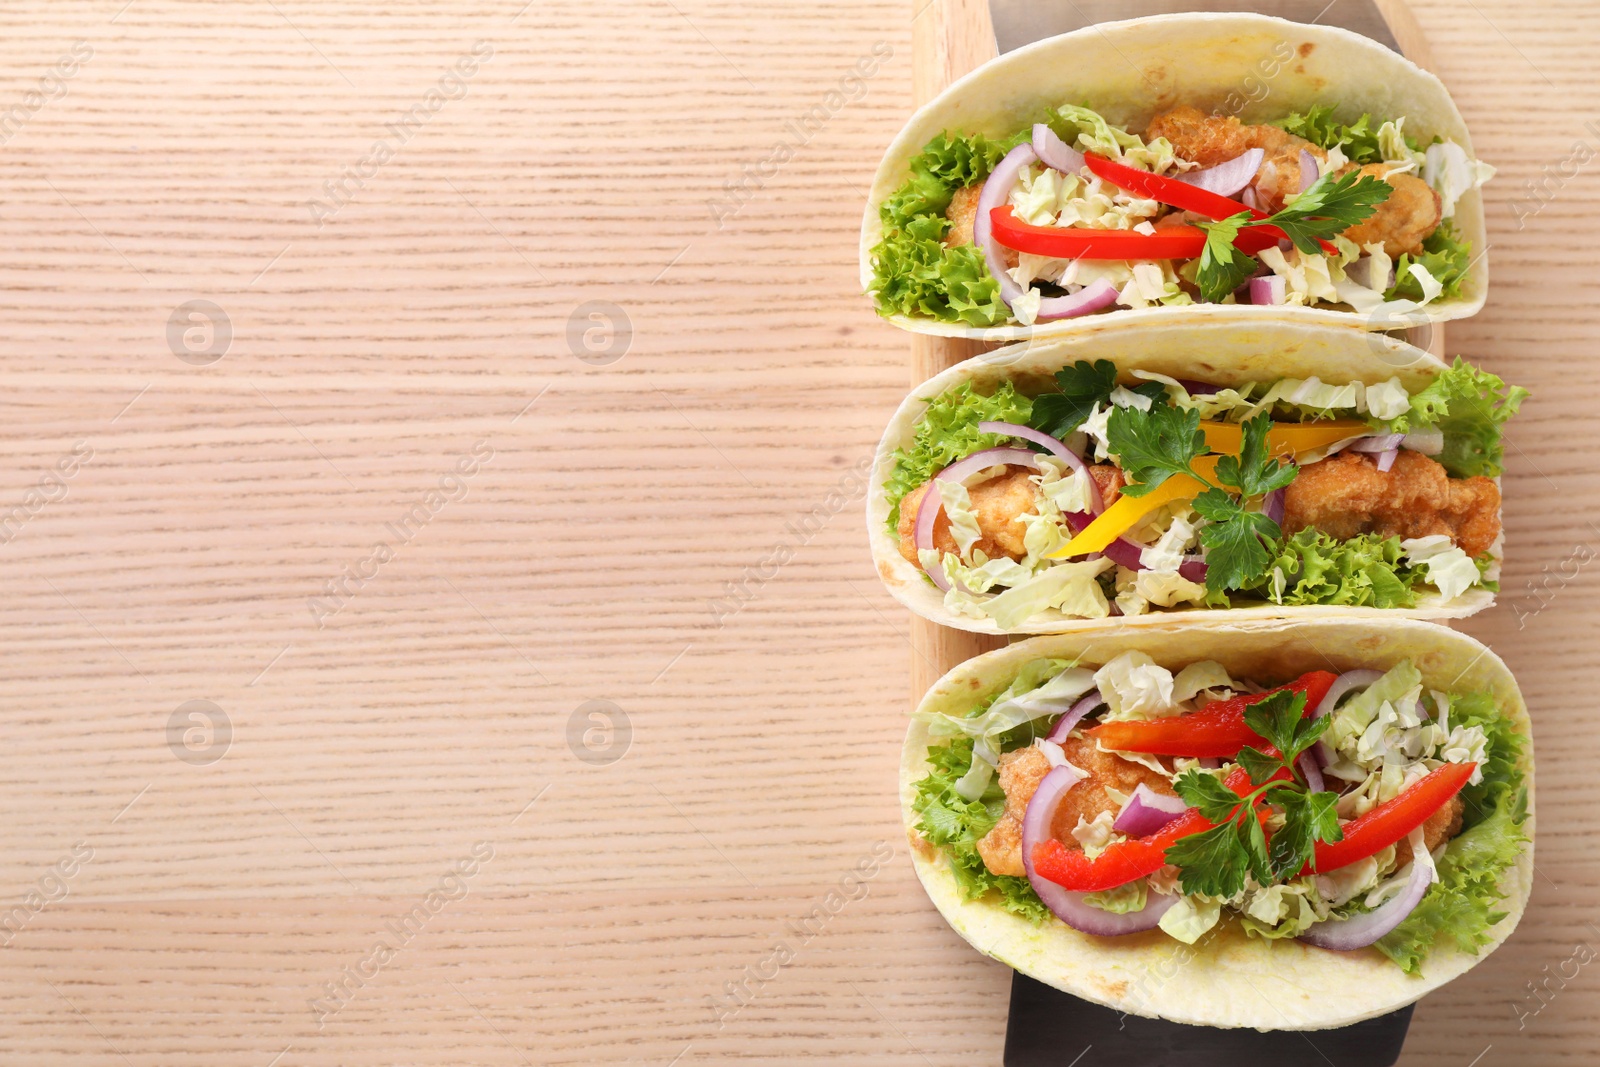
[1194,489,1281,592]
[1268,168,1394,255]
[1166,822,1251,898]
[1274,789,1344,878]
[1237,746,1284,787]
[1173,768,1244,823]
[1104,403,1205,497]
[1240,689,1306,757]
[1214,414,1298,498]
[1029,359,1118,439]
[1192,211,1257,303]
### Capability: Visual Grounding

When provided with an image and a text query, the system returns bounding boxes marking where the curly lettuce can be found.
[871,131,1025,327]
[1374,787,1528,974]
[1274,106,1422,165]
[911,736,1048,922]
[1235,530,1420,608]
[1388,358,1530,477]
[1386,221,1472,303]
[884,382,1033,528]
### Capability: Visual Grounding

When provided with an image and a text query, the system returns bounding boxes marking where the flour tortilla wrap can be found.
[900,618,1533,1030]
[860,12,1487,341]
[868,318,1498,634]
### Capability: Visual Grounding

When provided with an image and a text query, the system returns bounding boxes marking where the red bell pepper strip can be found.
[1030,767,1288,892]
[988,206,1280,261]
[1303,761,1477,874]
[1086,670,1339,757]
[1084,151,1264,223]
[1081,152,1338,255]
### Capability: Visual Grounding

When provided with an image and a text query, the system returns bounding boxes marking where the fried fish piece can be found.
[1338,163,1443,258]
[1281,450,1501,559]
[897,464,1124,566]
[976,737,1175,878]
[1145,105,1324,213]
[944,184,982,249]
[1392,795,1465,869]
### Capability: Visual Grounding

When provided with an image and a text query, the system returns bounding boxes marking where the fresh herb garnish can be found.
[1103,408,1294,591]
[1191,169,1395,301]
[1167,690,1344,896]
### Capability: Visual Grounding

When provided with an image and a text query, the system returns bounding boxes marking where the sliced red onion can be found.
[1179,556,1208,583]
[1032,123,1085,175]
[1198,757,1222,770]
[1022,766,1177,935]
[1046,690,1104,742]
[1035,278,1120,322]
[1248,275,1286,305]
[1175,379,1221,396]
[1375,448,1399,473]
[1298,148,1321,192]
[1299,830,1435,950]
[1177,148,1263,196]
[1348,434,1404,453]
[913,447,1042,591]
[1242,185,1260,211]
[974,143,1038,308]
[1297,748,1326,793]
[1401,429,1444,455]
[1263,488,1285,525]
[1101,537,1145,571]
[1310,669,1384,767]
[1112,783,1188,837]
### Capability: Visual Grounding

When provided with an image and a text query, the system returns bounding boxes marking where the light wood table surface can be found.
[0,1,1591,1063]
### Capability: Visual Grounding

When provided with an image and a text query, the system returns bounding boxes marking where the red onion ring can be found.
[1031,123,1085,174]
[1022,766,1177,935]
[1112,783,1188,837]
[1299,830,1435,949]
[1035,278,1121,322]
[912,447,1041,591]
[1298,148,1321,192]
[1174,379,1221,396]
[1263,488,1285,525]
[1248,275,1286,305]
[1375,448,1399,473]
[976,421,1100,510]
[1297,748,1326,793]
[1046,689,1104,743]
[974,143,1038,309]
[1177,147,1264,196]
[1310,669,1384,767]
[1179,556,1208,583]
[1242,185,1260,211]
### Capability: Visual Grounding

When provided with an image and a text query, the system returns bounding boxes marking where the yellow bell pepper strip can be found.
[1046,455,1221,559]
[1199,419,1370,458]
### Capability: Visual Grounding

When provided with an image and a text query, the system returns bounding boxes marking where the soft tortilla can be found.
[860,12,1487,341]
[868,317,1498,635]
[900,617,1534,1030]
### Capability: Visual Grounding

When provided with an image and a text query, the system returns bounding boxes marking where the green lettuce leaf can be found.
[1386,221,1473,302]
[1387,357,1529,478]
[884,382,1033,529]
[1274,107,1418,165]
[1448,690,1527,829]
[911,736,1048,922]
[871,131,1026,327]
[1373,786,1528,974]
[1234,530,1421,608]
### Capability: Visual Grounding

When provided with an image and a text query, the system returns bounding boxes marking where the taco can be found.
[861,14,1492,340]
[868,318,1527,634]
[902,618,1533,1029]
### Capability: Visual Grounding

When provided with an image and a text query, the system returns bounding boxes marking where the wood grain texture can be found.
[0,0,1590,1063]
